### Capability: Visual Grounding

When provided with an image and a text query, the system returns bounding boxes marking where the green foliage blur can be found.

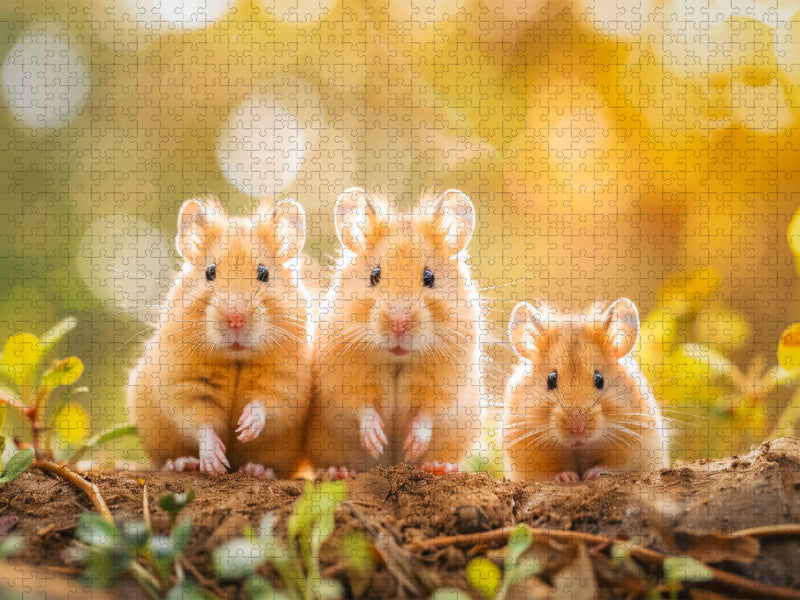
[1,1,800,462]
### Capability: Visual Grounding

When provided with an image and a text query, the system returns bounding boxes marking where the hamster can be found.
[306,188,483,475]
[127,196,313,477]
[502,298,668,483]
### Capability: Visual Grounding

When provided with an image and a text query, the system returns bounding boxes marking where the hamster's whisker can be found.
[607,424,648,443]
[105,265,170,285]
[477,276,538,294]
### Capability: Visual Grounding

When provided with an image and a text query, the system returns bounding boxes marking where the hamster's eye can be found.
[547,371,558,390]
[205,264,216,282]
[257,264,269,283]
[594,371,604,390]
[422,267,435,288]
[370,266,381,287]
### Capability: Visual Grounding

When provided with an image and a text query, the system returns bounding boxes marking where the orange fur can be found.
[306,189,483,471]
[127,197,313,476]
[503,299,669,482]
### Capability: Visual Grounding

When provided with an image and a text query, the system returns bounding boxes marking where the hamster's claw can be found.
[582,464,612,481]
[198,426,230,474]
[236,401,267,442]
[403,413,432,461]
[555,471,581,485]
[163,456,201,472]
[419,461,459,475]
[315,466,357,481]
[360,407,387,459]
[239,462,275,479]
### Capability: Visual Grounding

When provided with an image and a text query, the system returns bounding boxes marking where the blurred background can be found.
[2,0,800,464]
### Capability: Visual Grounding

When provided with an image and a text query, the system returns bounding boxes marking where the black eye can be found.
[547,371,558,390]
[205,264,216,282]
[594,371,604,390]
[422,267,434,288]
[257,264,269,283]
[370,266,381,287]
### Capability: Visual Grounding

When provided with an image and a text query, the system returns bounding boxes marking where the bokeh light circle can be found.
[1,30,91,129]
[216,93,312,197]
[123,0,232,29]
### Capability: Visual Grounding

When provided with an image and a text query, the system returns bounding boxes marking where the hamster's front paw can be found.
[238,462,275,479]
[582,464,612,481]
[360,407,387,459]
[163,456,201,472]
[236,401,267,442]
[315,466,357,480]
[419,461,459,475]
[555,471,580,485]
[403,412,432,461]
[198,426,231,473]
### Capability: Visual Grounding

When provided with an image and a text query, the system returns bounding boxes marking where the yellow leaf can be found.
[778,323,800,371]
[54,404,89,444]
[41,357,84,389]
[0,334,42,385]
[787,206,800,274]
[466,557,501,600]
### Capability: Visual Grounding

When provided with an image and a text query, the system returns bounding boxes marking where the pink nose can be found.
[390,319,409,335]
[568,411,587,435]
[227,312,245,331]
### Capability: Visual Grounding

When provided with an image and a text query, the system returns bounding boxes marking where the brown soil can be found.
[3,438,800,599]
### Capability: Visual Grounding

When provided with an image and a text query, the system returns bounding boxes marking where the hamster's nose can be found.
[568,410,587,435]
[227,312,246,331]
[388,305,412,335]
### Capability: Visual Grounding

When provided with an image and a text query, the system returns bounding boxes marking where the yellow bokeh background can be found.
[2,0,800,461]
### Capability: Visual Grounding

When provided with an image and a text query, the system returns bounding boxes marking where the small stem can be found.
[32,460,112,522]
[731,524,800,538]
[129,561,162,600]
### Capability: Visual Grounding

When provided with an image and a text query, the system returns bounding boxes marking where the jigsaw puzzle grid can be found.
[0,0,799,470]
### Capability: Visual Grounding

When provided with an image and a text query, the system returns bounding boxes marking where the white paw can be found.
[236,401,267,443]
[163,456,200,472]
[198,426,230,474]
[403,413,432,462]
[360,407,387,459]
[239,462,275,479]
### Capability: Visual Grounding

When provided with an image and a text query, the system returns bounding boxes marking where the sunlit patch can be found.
[216,94,307,196]
[730,78,794,133]
[1,30,90,129]
[259,0,338,23]
[574,0,656,40]
[123,0,233,29]
[75,215,172,325]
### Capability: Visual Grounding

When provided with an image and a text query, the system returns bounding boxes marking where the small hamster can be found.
[127,196,313,476]
[306,188,483,474]
[502,298,668,483]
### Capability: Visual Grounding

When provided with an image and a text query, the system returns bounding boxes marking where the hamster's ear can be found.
[255,199,307,262]
[509,301,549,360]
[334,187,376,255]
[599,298,640,359]
[433,189,475,256]
[177,198,220,263]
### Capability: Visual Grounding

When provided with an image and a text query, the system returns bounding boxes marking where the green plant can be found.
[663,556,713,600]
[465,524,541,600]
[0,318,136,463]
[74,490,209,599]
[213,479,364,600]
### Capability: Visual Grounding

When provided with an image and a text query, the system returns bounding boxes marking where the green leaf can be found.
[0,403,6,436]
[159,490,196,525]
[1,333,41,386]
[171,519,193,554]
[41,357,84,389]
[120,521,150,550]
[40,317,78,358]
[778,323,800,371]
[466,557,501,600]
[507,524,532,566]
[506,557,542,587]
[316,578,344,600]
[166,580,216,600]
[342,529,372,575]
[75,514,119,548]
[213,538,267,579]
[663,556,713,583]
[0,448,34,483]
[0,534,23,559]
